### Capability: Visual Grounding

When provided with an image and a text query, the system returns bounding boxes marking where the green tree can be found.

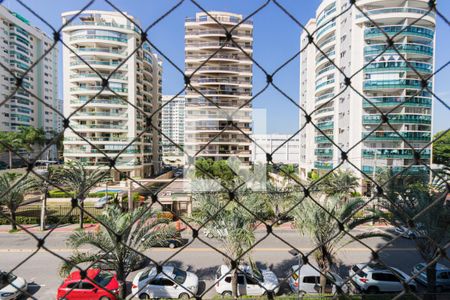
[293,196,389,293]
[0,131,22,169]
[60,205,177,298]
[0,173,38,230]
[432,130,450,166]
[17,126,46,153]
[316,170,359,198]
[54,161,106,229]
[191,189,267,297]
[379,174,449,300]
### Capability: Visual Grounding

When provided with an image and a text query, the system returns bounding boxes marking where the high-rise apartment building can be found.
[299,0,435,185]
[185,12,253,164]
[62,11,162,179]
[161,95,185,165]
[0,6,59,134]
[251,134,300,165]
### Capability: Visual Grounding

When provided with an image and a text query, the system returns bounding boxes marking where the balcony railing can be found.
[362,96,432,108]
[314,161,333,170]
[364,61,433,74]
[364,26,434,39]
[362,114,432,125]
[363,131,431,141]
[70,35,127,43]
[362,149,431,159]
[315,79,335,91]
[364,43,433,56]
[317,121,334,130]
[315,135,333,143]
[315,149,334,157]
[357,7,435,19]
[363,79,432,90]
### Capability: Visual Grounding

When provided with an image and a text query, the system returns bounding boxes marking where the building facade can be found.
[184,12,253,164]
[161,95,185,166]
[0,7,59,135]
[62,10,162,179]
[251,134,300,165]
[299,0,435,184]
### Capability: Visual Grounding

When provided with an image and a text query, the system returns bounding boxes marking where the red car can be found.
[57,268,120,300]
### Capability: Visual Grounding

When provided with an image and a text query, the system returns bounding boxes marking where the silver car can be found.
[0,271,27,300]
[412,263,450,292]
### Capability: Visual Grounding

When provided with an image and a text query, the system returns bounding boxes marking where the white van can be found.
[288,264,348,295]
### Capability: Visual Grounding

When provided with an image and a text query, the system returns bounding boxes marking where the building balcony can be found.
[316,21,336,40]
[315,92,335,103]
[362,114,431,125]
[364,26,434,40]
[315,79,335,91]
[362,165,429,175]
[72,124,128,132]
[363,131,431,142]
[316,121,334,131]
[70,34,128,43]
[315,135,333,143]
[314,161,333,170]
[70,87,128,94]
[364,43,433,57]
[315,148,333,157]
[65,20,136,31]
[70,98,128,107]
[364,61,433,74]
[362,148,431,159]
[185,16,252,25]
[363,79,432,91]
[362,96,431,108]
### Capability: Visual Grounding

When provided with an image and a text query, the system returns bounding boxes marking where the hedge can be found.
[0,215,97,225]
[48,190,119,198]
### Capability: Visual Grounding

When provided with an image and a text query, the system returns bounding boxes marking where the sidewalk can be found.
[0,223,99,233]
[0,221,392,234]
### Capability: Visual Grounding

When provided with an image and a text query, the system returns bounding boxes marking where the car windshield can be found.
[173,268,187,284]
[251,268,264,282]
[0,272,17,289]
[94,271,113,287]
[352,265,367,277]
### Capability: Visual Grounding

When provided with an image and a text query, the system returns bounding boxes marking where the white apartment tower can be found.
[161,95,185,164]
[185,12,253,164]
[299,0,435,184]
[0,6,59,134]
[62,11,162,179]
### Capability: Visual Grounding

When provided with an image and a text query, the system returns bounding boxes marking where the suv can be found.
[288,264,348,295]
[215,265,279,297]
[349,263,416,293]
[412,263,450,292]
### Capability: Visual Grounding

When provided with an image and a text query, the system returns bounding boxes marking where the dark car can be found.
[93,252,149,272]
[152,232,185,249]
[0,161,7,170]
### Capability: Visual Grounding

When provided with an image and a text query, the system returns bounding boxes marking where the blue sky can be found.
[2,0,449,134]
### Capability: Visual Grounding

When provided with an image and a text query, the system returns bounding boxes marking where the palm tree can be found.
[60,205,177,299]
[292,196,389,293]
[191,189,266,297]
[378,170,449,300]
[0,173,38,231]
[17,126,46,154]
[315,169,359,197]
[0,131,22,169]
[54,161,106,229]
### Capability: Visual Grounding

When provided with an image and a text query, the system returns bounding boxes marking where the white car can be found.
[94,195,112,209]
[288,264,349,295]
[215,264,279,297]
[131,266,198,299]
[0,271,27,300]
[349,263,416,293]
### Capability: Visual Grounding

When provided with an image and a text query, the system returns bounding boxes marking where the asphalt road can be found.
[0,228,448,299]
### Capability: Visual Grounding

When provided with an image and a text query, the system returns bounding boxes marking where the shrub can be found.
[48,190,119,198]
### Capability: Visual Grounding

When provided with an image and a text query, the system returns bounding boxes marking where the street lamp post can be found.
[289,249,302,300]
[39,167,49,231]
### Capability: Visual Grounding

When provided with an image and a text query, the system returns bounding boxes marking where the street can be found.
[1,227,447,299]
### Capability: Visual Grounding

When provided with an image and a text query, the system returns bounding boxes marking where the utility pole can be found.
[372,151,377,225]
[40,165,49,231]
[128,180,133,211]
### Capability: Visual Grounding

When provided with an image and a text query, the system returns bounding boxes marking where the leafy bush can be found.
[48,190,118,198]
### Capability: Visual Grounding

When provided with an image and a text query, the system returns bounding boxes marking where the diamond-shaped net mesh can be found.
[0,0,448,299]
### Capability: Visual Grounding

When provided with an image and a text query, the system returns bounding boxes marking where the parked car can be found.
[0,270,27,300]
[349,263,416,293]
[394,226,424,239]
[412,263,450,292]
[132,266,198,299]
[57,268,119,300]
[152,231,185,249]
[215,264,279,296]
[94,195,113,209]
[288,264,348,295]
